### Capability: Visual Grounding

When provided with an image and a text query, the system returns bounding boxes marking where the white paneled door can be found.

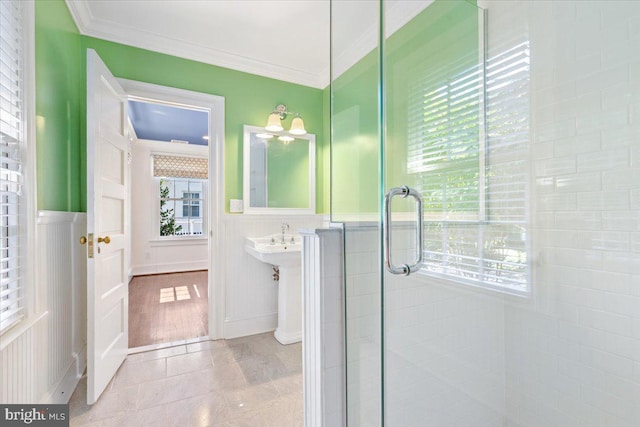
[85,49,129,404]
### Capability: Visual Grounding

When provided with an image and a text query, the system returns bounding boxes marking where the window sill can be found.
[150,237,208,247]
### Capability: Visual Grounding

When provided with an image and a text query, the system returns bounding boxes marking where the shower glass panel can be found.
[382,2,499,426]
[332,0,640,426]
[331,0,382,425]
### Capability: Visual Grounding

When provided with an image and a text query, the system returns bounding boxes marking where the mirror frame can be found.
[242,125,316,215]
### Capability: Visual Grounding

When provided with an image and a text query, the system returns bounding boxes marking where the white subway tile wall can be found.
[501,0,640,426]
[344,225,382,427]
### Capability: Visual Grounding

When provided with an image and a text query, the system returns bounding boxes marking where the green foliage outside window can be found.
[160,178,183,236]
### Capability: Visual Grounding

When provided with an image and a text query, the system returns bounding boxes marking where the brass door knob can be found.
[98,236,111,244]
[80,236,87,245]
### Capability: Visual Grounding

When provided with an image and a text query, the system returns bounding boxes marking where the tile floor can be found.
[70,333,303,427]
[128,271,209,348]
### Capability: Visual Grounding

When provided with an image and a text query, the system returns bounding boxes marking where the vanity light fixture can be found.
[278,135,294,144]
[265,104,307,136]
[256,133,274,140]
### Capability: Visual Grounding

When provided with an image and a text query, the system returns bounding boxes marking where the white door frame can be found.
[118,78,225,340]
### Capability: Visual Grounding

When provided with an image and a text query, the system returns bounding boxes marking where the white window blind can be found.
[1,0,26,332]
[407,56,485,221]
[408,40,531,295]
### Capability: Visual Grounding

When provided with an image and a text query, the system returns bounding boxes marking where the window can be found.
[1,0,33,333]
[154,154,208,238]
[182,192,200,217]
[159,178,205,236]
[407,56,485,221]
[408,40,531,295]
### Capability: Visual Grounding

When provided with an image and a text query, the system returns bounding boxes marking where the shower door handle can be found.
[383,186,424,276]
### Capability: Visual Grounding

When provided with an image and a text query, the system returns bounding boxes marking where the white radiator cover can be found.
[0,211,87,404]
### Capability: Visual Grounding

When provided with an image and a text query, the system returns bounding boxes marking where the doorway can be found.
[118,79,226,347]
[125,96,211,349]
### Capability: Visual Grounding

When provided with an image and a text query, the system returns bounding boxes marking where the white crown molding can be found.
[328,0,433,83]
[64,0,430,90]
[385,0,434,37]
[65,1,326,89]
[331,22,378,82]
[65,0,93,33]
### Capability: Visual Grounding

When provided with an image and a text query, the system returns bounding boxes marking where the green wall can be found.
[35,0,83,211]
[331,48,381,219]
[330,0,482,218]
[35,0,328,213]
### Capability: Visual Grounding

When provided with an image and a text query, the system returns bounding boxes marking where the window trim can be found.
[1,0,37,338]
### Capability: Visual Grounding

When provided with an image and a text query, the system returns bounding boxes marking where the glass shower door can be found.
[333,1,640,426]
[380,2,506,426]
[331,0,492,425]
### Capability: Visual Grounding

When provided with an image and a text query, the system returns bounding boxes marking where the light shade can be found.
[289,116,306,135]
[265,113,284,132]
[278,135,294,143]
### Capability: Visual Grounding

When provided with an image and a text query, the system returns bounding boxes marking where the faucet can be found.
[281,222,290,244]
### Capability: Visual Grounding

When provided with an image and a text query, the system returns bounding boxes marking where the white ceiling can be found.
[65,1,431,89]
[66,0,332,88]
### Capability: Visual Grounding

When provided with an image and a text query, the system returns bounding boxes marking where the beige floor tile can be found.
[70,333,302,426]
[165,391,232,427]
[100,405,168,427]
[270,372,303,397]
[223,381,281,416]
[69,420,102,427]
[137,368,217,409]
[210,344,239,366]
[236,352,290,385]
[166,350,214,377]
[187,339,227,353]
[224,395,302,427]
[86,384,139,422]
[69,378,93,426]
[113,358,167,388]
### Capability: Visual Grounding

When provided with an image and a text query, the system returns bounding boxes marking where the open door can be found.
[85,49,129,404]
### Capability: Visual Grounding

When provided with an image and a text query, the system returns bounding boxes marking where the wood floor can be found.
[128,271,208,348]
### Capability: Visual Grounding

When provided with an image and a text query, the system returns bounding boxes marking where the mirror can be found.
[243,125,316,214]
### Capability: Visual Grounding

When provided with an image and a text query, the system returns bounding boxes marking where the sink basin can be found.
[245,234,303,345]
[245,234,302,267]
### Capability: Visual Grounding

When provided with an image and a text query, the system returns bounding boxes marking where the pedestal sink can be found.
[245,235,302,344]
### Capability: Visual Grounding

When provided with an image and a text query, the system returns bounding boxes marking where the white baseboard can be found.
[223,314,277,339]
[41,345,87,404]
[130,260,208,276]
[274,329,302,345]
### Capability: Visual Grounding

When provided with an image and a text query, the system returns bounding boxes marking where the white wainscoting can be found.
[0,211,87,404]
[221,214,327,339]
